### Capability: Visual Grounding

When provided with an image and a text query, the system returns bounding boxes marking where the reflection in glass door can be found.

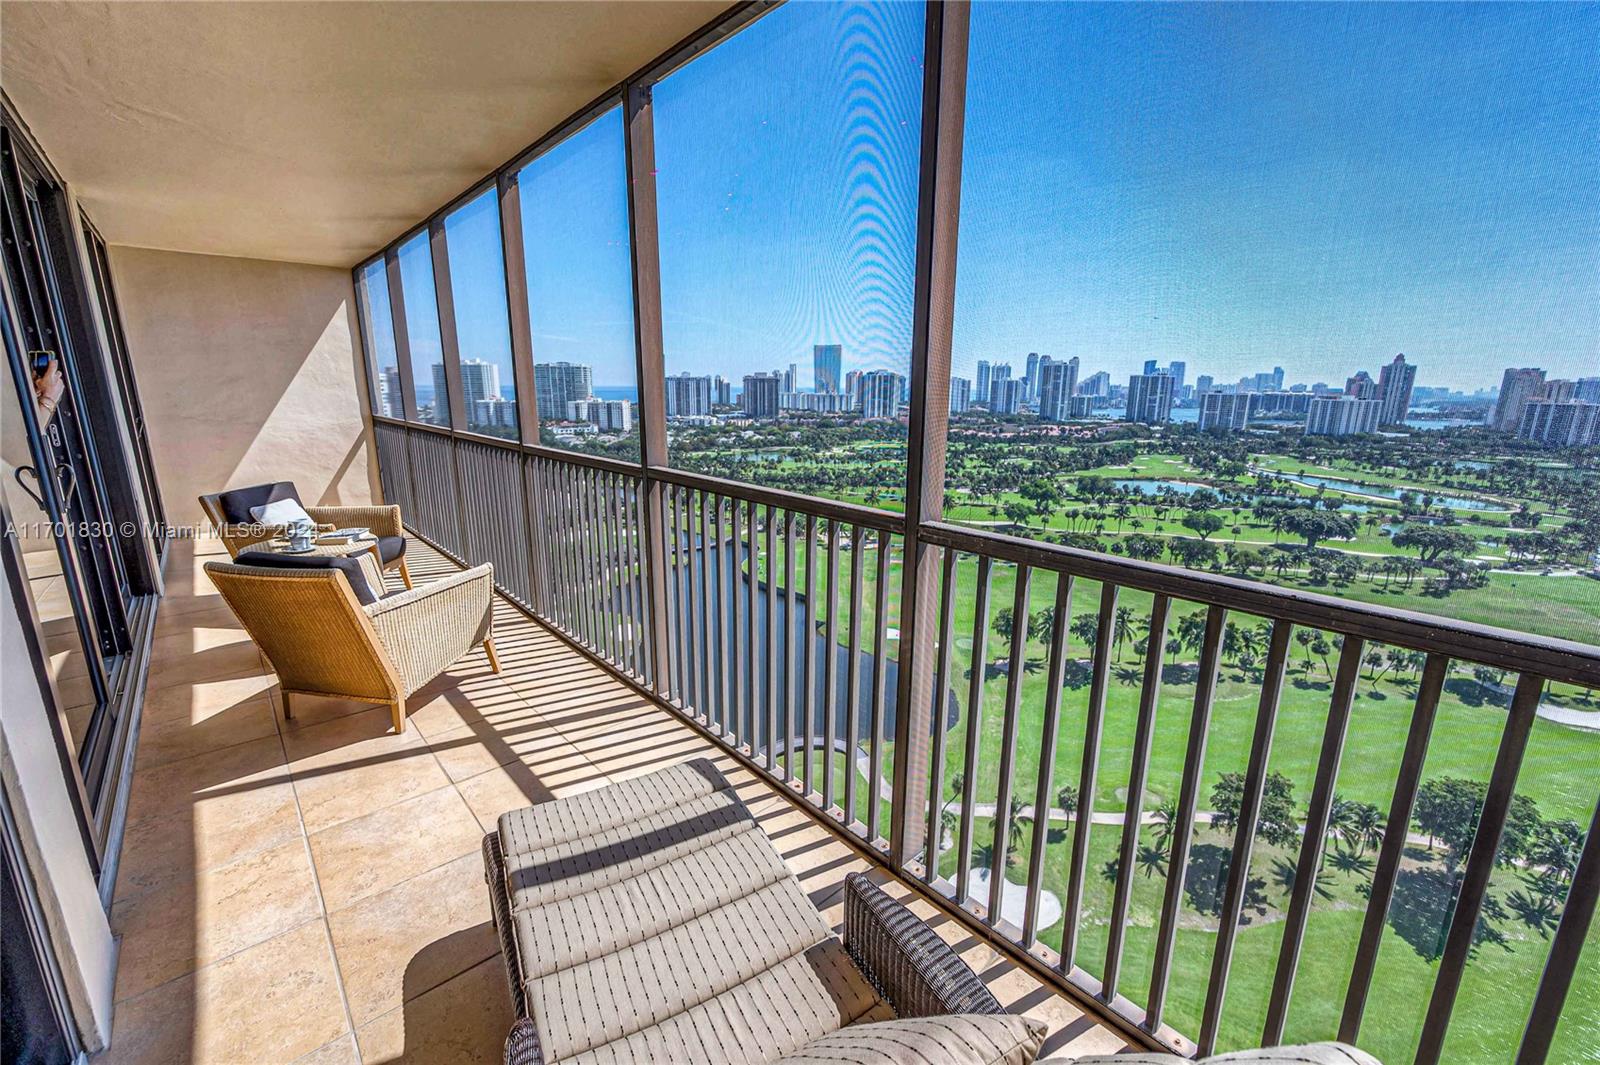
[0,125,130,827]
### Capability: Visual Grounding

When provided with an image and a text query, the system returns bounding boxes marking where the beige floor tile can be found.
[309,785,483,911]
[97,920,348,1065]
[124,733,290,830]
[115,775,303,902]
[140,671,282,726]
[279,692,382,731]
[425,717,589,784]
[144,637,273,693]
[453,753,611,832]
[291,1035,362,1065]
[149,623,259,665]
[405,675,537,739]
[153,598,243,638]
[134,693,280,770]
[353,956,513,1065]
[327,852,499,1026]
[111,836,322,1001]
[283,707,451,834]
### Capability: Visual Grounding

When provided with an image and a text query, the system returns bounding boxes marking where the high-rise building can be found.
[1038,357,1080,423]
[474,397,517,429]
[1517,401,1600,447]
[784,363,797,394]
[1255,391,1313,415]
[949,377,971,414]
[1023,352,1041,403]
[1198,391,1257,431]
[1143,359,1159,376]
[1195,374,1214,396]
[1345,371,1377,401]
[665,373,713,418]
[742,373,781,418]
[566,398,632,433]
[713,375,733,406]
[1271,366,1285,391]
[1306,395,1381,436]
[1541,379,1577,403]
[458,359,501,412]
[1376,353,1417,426]
[1126,373,1174,425]
[844,369,863,409]
[813,344,842,393]
[533,361,594,422]
[987,363,1013,408]
[780,390,851,413]
[990,378,1025,415]
[431,363,450,420]
[860,371,904,419]
[1575,377,1600,404]
[975,360,991,406]
[1081,371,1111,397]
[1491,367,1547,431]
[1167,361,1187,392]
[379,366,403,418]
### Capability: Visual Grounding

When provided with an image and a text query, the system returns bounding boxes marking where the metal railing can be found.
[371,417,1599,1064]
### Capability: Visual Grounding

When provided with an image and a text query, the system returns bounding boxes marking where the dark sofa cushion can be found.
[376,535,406,563]
[216,481,301,525]
[235,549,380,605]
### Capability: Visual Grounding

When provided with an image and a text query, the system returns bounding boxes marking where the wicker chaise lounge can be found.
[484,758,1385,1065]
[483,758,1042,1065]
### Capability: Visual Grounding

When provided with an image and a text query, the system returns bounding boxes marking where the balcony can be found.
[108,533,1129,1062]
[1,2,1596,1064]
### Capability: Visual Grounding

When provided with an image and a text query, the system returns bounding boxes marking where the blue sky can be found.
[369,0,1599,400]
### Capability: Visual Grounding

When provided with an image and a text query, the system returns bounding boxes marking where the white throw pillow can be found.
[249,497,313,527]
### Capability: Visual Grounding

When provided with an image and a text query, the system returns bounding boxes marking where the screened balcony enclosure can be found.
[3,0,1596,1063]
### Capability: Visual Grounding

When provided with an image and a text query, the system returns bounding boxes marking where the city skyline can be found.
[371,1,1598,400]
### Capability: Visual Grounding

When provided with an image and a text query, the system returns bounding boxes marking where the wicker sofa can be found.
[205,556,497,732]
[199,481,413,588]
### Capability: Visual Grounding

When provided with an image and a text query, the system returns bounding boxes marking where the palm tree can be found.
[1151,800,1180,853]
[1112,606,1138,662]
[1136,844,1168,879]
[1056,784,1078,818]
[1295,628,1315,672]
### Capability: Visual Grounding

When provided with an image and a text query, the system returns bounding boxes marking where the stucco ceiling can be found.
[1,0,732,267]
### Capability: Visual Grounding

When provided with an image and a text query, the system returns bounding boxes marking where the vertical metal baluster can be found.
[1415,672,1543,1065]
[598,472,619,666]
[1103,593,1172,998]
[1516,791,1600,1065]
[955,555,993,906]
[988,564,1033,926]
[628,476,650,684]
[924,549,958,884]
[844,523,866,830]
[823,519,841,813]
[560,467,583,644]
[868,530,891,843]
[619,474,639,678]
[715,496,731,739]
[783,512,797,782]
[764,504,778,771]
[1148,604,1226,1027]
[745,499,758,751]
[1060,581,1119,971]
[1023,573,1074,945]
[583,468,605,652]
[1198,618,1293,1057]
[1339,653,1447,1043]
[698,490,714,725]
[1263,634,1365,1045]
[680,487,700,716]
[729,499,745,746]
[802,513,819,799]
[674,485,691,703]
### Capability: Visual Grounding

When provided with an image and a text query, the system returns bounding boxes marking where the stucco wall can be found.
[105,246,379,530]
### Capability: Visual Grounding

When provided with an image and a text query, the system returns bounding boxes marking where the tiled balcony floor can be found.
[100,535,1130,1064]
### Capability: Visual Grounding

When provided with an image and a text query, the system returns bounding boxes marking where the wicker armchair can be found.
[205,557,497,732]
[199,481,413,588]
